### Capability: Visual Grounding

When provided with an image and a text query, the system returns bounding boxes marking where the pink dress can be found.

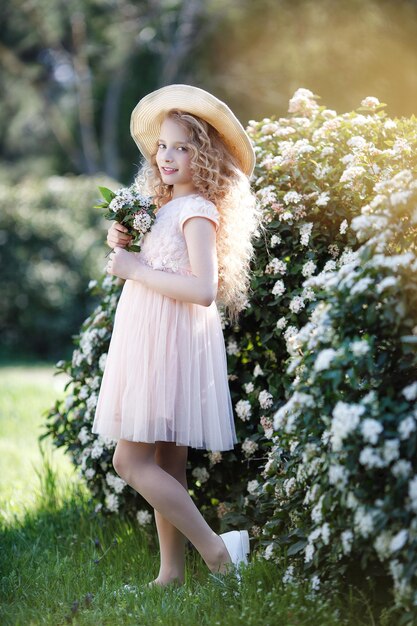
[91,193,238,451]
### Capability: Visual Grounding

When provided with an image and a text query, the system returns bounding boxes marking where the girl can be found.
[92,84,262,588]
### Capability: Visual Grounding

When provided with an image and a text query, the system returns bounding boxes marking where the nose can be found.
[163,147,174,162]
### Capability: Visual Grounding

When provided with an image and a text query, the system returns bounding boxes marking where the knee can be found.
[112,448,129,479]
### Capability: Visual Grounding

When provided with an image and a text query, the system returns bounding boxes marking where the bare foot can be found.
[146,576,184,588]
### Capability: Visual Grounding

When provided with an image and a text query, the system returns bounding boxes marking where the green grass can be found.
[0,365,390,625]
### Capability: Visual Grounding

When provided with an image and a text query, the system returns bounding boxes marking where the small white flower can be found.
[208,451,222,465]
[99,353,107,372]
[242,438,259,457]
[321,522,330,545]
[276,317,288,330]
[105,493,119,512]
[302,260,317,277]
[270,234,281,247]
[192,466,210,483]
[316,192,330,207]
[314,348,338,371]
[402,382,417,401]
[253,364,264,377]
[390,529,408,553]
[272,279,286,297]
[398,415,416,439]
[350,340,370,356]
[136,509,153,525]
[304,543,315,563]
[283,190,302,205]
[258,390,273,409]
[264,543,274,560]
[78,426,91,445]
[226,339,239,356]
[235,399,252,422]
[311,575,321,591]
[392,459,412,479]
[247,479,260,495]
[282,565,295,585]
[361,418,383,444]
[106,472,126,494]
[244,382,254,394]
[361,96,380,109]
[289,296,305,313]
[341,530,353,555]
[284,477,297,497]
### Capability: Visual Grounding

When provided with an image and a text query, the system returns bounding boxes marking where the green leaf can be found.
[286,539,307,556]
[98,186,116,203]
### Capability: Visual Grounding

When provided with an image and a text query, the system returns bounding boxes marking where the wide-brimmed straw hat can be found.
[130,84,256,177]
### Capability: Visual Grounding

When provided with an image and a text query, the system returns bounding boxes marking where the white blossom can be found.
[402,382,417,402]
[137,509,153,525]
[316,192,330,207]
[390,529,408,553]
[247,479,260,495]
[302,260,317,277]
[299,222,313,246]
[289,296,305,313]
[105,493,119,512]
[192,466,209,483]
[253,364,264,377]
[276,317,288,331]
[330,401,364,450]
[341,530,353,555]
[226,339,239,356]
[235,399,252,421]
[392,459,412,479]
[258,390,273,409]
[272,279,286,297]
[398,416,416,440]
[361,418,383,444]
[314,348,338,371]
[264,543,274,560]
[242,438,259,457]
[106,472,126,494]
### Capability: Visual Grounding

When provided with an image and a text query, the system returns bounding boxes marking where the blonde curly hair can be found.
[134,109,264,324]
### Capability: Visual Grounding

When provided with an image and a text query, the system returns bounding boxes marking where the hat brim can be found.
[130,84,256,178]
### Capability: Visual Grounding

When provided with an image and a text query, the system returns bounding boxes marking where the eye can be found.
[177,146,188,151]
[157,143,165,149]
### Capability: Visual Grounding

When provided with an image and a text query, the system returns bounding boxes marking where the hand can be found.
[107,222,133,249]
[106,246,144,281]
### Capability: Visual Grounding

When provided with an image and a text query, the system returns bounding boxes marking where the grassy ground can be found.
[0,365,390,625]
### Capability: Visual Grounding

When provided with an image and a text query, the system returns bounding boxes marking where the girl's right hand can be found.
[107,222,133,249]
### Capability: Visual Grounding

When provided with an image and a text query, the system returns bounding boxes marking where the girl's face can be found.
[156,117,198,197]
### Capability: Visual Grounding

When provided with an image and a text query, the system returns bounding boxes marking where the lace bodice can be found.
[136,193,220,274]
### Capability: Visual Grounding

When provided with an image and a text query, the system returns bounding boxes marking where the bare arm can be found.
[107,217,218,307]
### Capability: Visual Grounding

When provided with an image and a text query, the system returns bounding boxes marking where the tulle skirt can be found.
[91,274,238,451]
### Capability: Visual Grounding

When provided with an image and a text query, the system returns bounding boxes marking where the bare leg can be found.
[113,439,231,584]
[152,442,188,586]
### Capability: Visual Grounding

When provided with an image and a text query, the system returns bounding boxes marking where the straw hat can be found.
[130,84,256,177]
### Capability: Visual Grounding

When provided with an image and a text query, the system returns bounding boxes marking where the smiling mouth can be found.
[162,167,178,173]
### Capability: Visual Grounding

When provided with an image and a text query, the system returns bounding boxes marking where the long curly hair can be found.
[134,108,264,325]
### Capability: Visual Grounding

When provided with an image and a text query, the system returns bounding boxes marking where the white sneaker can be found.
[219,530,250,582]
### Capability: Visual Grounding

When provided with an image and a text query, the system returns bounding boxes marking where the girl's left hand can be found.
[106,247,142,281]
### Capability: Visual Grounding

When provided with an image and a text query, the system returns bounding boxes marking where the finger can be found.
[114,222,129,233]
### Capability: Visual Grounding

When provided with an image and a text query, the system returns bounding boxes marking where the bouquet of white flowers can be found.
[95,184,157,254]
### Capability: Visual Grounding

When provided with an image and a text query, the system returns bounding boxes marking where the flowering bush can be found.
[43,89,417,617]
[245,93,417,619]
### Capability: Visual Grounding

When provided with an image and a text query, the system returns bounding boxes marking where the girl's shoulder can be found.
[177,194,220,232]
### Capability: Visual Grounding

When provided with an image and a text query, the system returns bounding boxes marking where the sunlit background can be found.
[2,0,417,361]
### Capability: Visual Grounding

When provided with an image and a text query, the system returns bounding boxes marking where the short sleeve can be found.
[178,198,220,234]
